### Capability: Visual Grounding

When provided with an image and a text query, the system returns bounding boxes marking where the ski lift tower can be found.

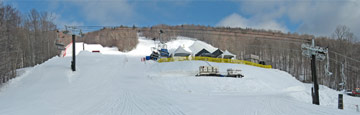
[159,29,164,43]
[148,29,169,60]
[65,25,79,71]
[157,29,169,58]
[157,29,167,50]
[301,38,329,105]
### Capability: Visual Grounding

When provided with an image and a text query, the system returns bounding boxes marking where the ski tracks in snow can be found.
[84,87,185,115]
[83,54,185,115]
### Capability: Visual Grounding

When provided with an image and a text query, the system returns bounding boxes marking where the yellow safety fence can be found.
[158,56,272,69]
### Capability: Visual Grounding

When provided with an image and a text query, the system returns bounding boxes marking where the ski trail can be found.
[1,40,359,115]
[82,54,185,115]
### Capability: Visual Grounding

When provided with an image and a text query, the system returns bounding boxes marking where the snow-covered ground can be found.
[0,36,360,115]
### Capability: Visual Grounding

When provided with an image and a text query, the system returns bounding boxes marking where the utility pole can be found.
[71,35,76,71]
[301,38,328,105]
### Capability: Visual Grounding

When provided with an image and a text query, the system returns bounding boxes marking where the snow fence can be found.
[158,56,272,69]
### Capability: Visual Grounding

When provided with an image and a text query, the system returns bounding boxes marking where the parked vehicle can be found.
[352,88,360,96]
[345,88,360,97]
[197,66,220,76]
[226,69,244,78]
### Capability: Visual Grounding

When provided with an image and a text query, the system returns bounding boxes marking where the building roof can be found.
[222,50,236,59]
[173,46,191,56]
[212,49,223,58]
[195,49,211,56]
[189,40,217,55]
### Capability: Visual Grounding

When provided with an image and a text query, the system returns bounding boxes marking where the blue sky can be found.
[3,0,360,37]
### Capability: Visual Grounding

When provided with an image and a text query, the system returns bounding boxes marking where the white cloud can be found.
[292,0,360,38]
[217,13,289,32]
[231,0,360,38]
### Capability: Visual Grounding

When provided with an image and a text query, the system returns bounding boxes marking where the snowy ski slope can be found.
[0,36,360,115]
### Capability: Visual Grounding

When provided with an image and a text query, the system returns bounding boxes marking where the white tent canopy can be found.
[222,50,236,59]
[189,40,217,56]
[173,46,192,57]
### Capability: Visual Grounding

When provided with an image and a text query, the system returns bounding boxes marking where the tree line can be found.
[80,27,138,52]
[0,3,58,86]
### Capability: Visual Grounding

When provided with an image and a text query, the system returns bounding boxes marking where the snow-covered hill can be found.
[0,36,359,115]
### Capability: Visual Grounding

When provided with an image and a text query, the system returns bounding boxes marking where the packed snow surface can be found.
[1,36,360,115]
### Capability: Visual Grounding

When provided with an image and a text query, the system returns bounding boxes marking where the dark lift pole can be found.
[71,35,76,71]
[312,51,319,105]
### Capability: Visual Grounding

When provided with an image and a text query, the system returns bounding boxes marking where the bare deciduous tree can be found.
[332,25,356,42]
[0,4,58,86]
